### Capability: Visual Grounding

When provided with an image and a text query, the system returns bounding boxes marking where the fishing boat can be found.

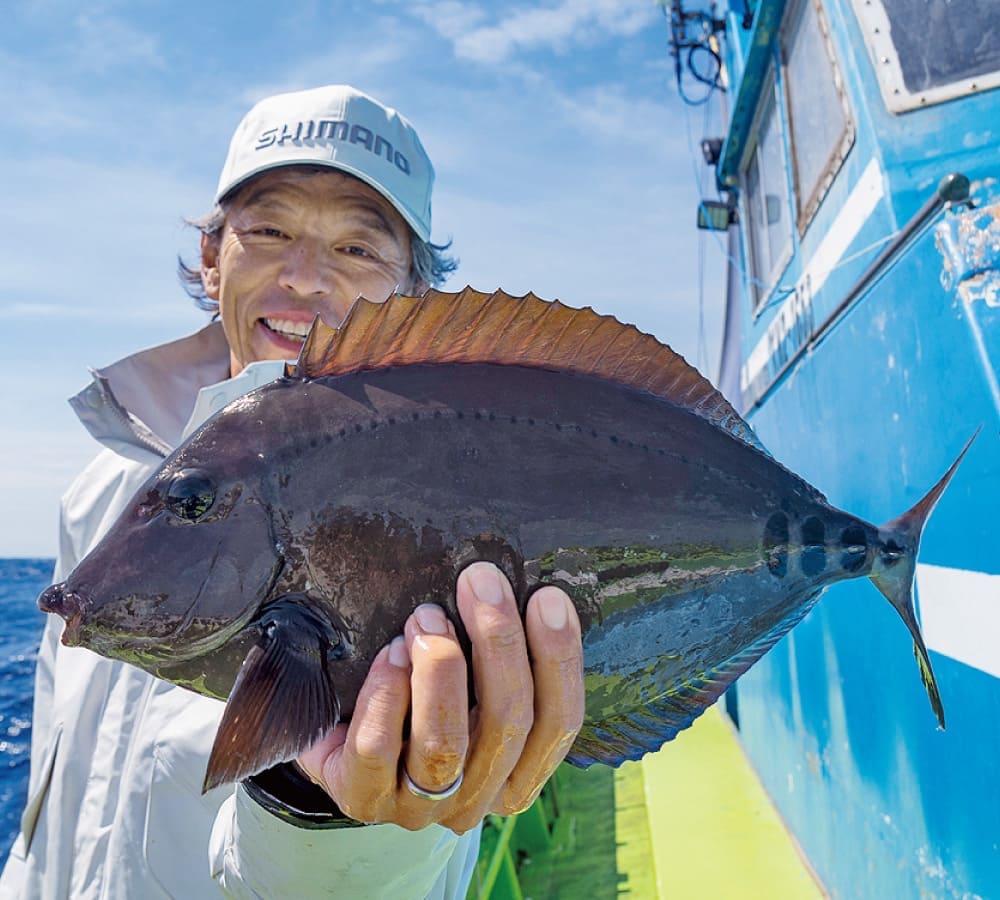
[469,1,999,896]
[675,0,998,895]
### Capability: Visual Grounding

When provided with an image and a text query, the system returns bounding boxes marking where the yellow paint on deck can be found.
[633,705,826,899]
[613,762,659,896]
[509,705,823,898]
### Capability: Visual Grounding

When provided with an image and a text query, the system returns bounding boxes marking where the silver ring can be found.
[402,767,464,801]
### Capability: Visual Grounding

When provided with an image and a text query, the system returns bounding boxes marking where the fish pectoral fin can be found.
[203,600,343,793]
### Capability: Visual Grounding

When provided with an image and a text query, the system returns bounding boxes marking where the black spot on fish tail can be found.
[763,512,789,577]
[840,524,868,572]
[801,516,826,577]
[880,538,905,565]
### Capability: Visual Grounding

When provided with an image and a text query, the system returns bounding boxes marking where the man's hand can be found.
[297,562,585,833]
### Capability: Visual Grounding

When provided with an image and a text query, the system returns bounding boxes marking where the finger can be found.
[295,721,348,783]
[499,585,584,814]
[305,638,411,821]
[455,562,534,822]
[401,603,470,805]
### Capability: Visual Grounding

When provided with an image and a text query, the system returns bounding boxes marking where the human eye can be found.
[336,228,398,262]
[231,206,291,241]
[233,222,290,247]
[252,226,287,238]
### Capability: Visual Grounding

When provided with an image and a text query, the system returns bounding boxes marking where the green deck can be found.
[468,706,826,898]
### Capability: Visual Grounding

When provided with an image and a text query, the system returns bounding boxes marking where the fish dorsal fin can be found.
[291,287,763,451]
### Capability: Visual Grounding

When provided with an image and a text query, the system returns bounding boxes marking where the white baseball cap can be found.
[215,84,434,241]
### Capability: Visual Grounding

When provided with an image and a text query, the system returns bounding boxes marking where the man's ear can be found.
[201,233,221,300]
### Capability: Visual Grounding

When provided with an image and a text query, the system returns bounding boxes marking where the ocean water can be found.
[0,559,51,864]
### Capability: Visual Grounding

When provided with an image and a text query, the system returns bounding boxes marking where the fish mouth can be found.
[38,553,287,662]
[38,583,187,658]
[39,583,88,647]
[61,612,84,646]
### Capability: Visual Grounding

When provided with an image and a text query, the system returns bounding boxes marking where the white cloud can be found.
[412,0,657,64]
[72,12,164,73]
[548,81,688,149]
[8,4,164,76]
[409,0,489,42]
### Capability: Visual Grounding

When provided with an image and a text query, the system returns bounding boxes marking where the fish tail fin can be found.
[869,428,979,730]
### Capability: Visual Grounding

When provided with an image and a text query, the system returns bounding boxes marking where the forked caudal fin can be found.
[869,429,980,730]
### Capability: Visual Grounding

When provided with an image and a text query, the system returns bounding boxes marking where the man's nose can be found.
[278,241,335,296]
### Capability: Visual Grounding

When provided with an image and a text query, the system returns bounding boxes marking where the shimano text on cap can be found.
[215,85,434,241]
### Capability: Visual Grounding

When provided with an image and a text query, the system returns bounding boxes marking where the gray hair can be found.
[177,202,458,312]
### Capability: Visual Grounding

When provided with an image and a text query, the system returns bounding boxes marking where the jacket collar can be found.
[69,322,232,458]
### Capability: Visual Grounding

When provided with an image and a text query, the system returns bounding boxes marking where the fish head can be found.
[40,443,282,672]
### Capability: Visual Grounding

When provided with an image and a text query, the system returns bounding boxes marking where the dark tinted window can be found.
[883,0,1000,92]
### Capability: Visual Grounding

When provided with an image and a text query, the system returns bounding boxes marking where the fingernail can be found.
[467,563,504,606]
[414,603,448,635]
[538,589,568,630]
[388,636,410,668]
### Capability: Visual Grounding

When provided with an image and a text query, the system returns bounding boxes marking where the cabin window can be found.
[850,0,1000,111]
[782,0,855,233]
[741,75,793,311]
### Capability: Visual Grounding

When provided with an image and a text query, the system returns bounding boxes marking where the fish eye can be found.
[165,469,216,521]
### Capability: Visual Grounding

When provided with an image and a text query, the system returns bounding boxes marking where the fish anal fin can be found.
[202,598,343,793]
[289,287,766,452]
[568,595,823,768]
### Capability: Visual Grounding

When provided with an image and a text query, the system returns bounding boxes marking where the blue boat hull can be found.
[684,0,1000,892]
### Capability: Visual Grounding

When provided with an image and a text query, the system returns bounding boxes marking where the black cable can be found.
[664,1,725,106]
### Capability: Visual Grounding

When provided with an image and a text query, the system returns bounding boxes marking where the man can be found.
[1,84,584,898]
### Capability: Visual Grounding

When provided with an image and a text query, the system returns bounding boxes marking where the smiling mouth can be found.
[260,318,313,342]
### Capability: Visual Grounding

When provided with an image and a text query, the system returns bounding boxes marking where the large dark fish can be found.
[40,289,972,792]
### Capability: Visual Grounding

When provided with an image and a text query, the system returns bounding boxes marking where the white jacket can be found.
[0,322,479,899]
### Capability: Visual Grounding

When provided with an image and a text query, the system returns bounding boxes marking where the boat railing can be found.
[747,172,972,412]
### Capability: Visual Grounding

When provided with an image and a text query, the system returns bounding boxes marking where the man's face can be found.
[202,168,415,376]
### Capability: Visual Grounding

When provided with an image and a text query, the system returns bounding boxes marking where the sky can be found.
[1,0,728,557]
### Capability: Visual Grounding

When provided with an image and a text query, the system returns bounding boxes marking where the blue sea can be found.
[0,559,51,864]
